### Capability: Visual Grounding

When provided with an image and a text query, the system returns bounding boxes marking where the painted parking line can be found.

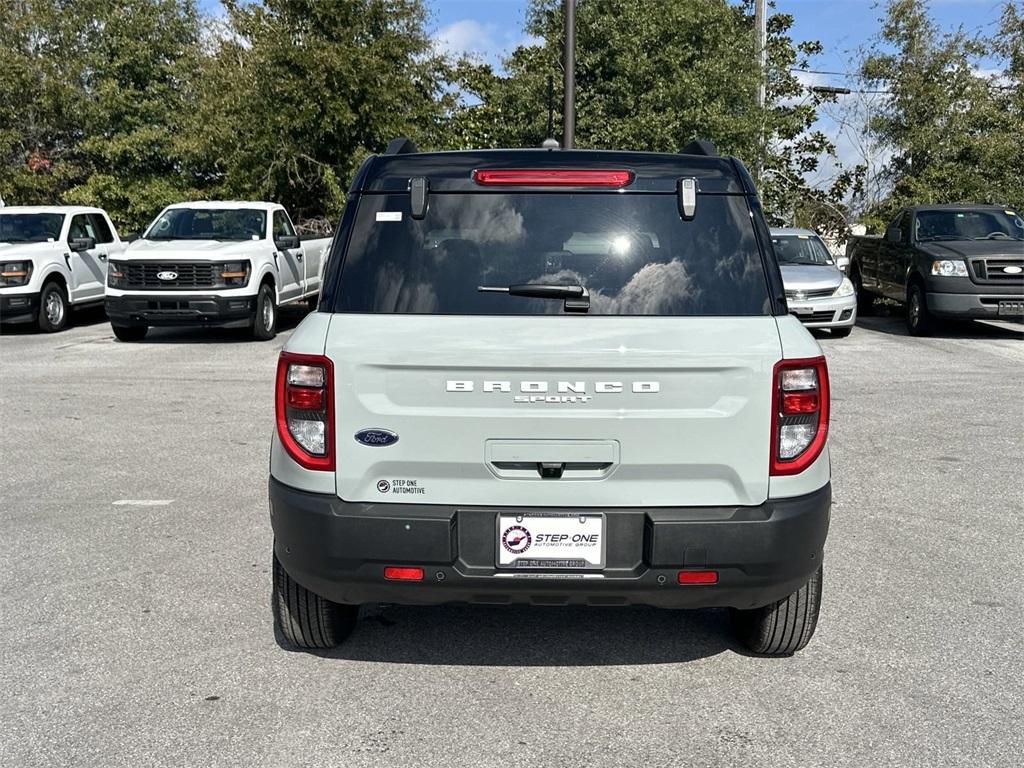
[112,499,175,507]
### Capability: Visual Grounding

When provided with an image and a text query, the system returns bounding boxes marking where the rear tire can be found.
[112,324,148,342]
[37,280,69,332]
[831,326,852,338]
[273,550,358,649]
[906,282,934,336]
[731,565,822,656]
[252,283,277,340]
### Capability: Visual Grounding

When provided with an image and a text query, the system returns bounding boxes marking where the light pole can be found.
[563,0,575,149]
[755,0,767,108]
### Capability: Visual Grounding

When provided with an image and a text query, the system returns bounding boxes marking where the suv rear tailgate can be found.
[327,314,780,508]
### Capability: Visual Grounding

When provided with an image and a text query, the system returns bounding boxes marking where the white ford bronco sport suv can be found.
[269,139,831,656]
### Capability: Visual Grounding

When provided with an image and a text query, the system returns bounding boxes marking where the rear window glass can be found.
[333,193,771,316]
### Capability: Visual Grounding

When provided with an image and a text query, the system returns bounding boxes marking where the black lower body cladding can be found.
[270,477,830,611]
[105,294,255,328]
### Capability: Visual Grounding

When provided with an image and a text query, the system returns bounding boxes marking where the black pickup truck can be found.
[846,204,1024,335]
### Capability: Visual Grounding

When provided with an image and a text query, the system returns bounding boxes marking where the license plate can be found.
[496,513,605,569]
[997,300,1024,316]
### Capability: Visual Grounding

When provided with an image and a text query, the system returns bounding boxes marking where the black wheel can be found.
[906,282,934,336]
[273,550,358,649]
[37,280,69,332]
[731,565,822,656]
[252,283,277,340]
[852,270,873,316]
[831,326,853,338]
[111,324,148,342]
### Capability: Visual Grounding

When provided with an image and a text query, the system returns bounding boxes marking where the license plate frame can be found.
[997,300,1024,317]
[495,512,606,570]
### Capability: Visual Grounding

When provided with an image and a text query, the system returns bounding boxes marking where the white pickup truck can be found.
[0,205,126,332]
[105,201,332,341]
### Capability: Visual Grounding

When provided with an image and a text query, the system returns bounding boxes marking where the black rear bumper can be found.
[105,294,254,328]
[270,477,831,610]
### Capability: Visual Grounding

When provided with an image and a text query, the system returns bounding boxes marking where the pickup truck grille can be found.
[785,288,836,300]
[971,257,1024,284]
[122,263,217,290]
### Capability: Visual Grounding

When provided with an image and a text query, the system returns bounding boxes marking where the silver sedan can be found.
[770,228,857,337]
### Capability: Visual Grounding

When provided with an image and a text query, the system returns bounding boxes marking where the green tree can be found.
[445,0,857,235]
[0,1,205,231]
[858,0,1024,228]
[196,0,451,222]
[0,1,87,206]
[67,0,206,231]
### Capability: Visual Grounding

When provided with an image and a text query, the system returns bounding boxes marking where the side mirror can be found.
[275,234,299,250]
[69,236,96,252]
[884,227,902,243]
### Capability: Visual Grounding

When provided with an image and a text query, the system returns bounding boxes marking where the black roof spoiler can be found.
[384,137,418,155]
[681,139,718,157]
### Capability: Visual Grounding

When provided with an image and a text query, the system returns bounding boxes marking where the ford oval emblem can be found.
[1002,266,1022,275]
[156,270,178,281]
[354,429,398,447]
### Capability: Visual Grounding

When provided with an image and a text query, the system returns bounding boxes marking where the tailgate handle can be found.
[491,461,613,479]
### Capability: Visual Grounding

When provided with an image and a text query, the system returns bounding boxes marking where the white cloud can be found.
[433,18,540,69]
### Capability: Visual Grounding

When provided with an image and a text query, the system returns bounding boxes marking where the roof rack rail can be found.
[681,139,718,157]
[384,137,418,155]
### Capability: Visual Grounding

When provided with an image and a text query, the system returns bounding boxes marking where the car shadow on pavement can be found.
[854,311,1023,340]
[0,302,110,335]
[132,303,314,344]
[284,604,740,665]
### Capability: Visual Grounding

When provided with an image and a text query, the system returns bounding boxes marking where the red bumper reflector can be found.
[384,566,424,581]
[472,169,634,187]
[782,390,819,414]
[677,570,718,585]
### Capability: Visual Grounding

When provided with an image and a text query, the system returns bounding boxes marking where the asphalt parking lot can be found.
[2,308,1022,768]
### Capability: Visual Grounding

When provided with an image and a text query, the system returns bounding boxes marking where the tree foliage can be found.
[193,0,452,222]
[0,0,1019,236]
[857,0,1024,229]
[0,1,205,231]
[446,0,858,236]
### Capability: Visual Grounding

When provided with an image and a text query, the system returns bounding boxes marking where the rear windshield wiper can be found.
[478,283,590,313]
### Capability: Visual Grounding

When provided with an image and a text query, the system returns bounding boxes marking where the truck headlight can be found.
[0,261,33,287]
[931,260,968,277]
[107,261,128,288]
[832,277,855,297]
[215,261,250,287]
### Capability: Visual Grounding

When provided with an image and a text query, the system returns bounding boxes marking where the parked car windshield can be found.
[144,208,267,241]
[0,213,65,243]
[916,209,1024,241]
[334,193,772,316]
[772,235,834,266]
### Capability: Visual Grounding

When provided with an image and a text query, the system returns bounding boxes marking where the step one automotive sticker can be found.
[377,478,425,495]
[375,211,402,222]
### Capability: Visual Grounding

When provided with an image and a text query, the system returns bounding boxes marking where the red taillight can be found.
[782,391,819,414]
[770,356,829,476]
[471,169,634,187]
[275,351,334,471]
[384,566,424,581]
[677,570,718,585]
[287,387,324,410]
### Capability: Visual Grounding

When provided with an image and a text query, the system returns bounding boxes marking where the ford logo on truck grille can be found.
[156,271,178,281]
[354,429,399,447]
